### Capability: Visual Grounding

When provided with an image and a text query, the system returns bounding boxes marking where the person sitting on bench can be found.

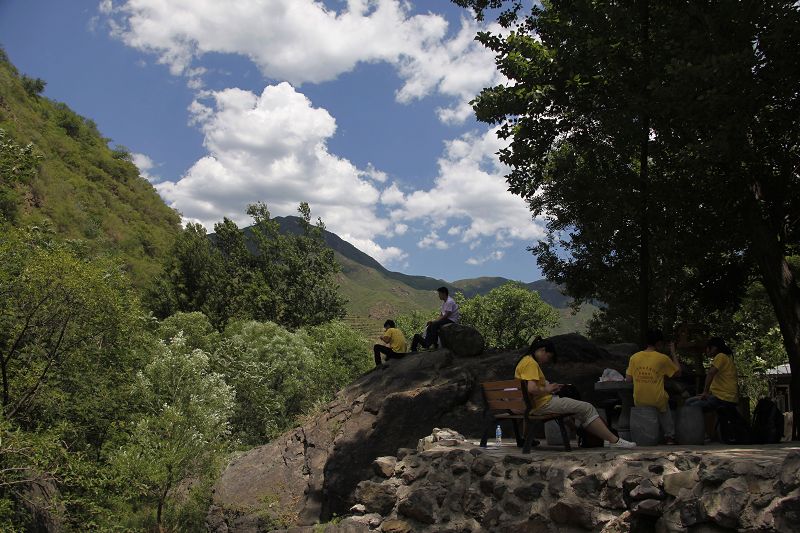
[410,286,459,351]
[373,320,407,367]
[516,337,636,448]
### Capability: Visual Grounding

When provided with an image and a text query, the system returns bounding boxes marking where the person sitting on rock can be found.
[626,330,682,445]
[373,320,407,367]
[410,286,459,352]
[516,336,636,448]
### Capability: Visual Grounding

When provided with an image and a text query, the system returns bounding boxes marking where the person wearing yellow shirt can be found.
[515,337,636,448]
[685,337,739,409]
[373,320,408,367]
[625,330,682,445]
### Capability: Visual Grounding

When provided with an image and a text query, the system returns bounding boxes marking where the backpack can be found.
[750,398,784,444]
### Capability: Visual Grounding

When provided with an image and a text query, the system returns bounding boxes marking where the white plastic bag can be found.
[599,368,625,382]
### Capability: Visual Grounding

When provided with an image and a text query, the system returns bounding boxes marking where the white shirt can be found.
[441,296,460,323]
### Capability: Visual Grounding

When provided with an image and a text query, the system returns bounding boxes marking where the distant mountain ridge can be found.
[264,216,586,314]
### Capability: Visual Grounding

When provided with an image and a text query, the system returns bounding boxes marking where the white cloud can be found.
[155,82,407,265]
[393,127,545,245]
[380,182,406,206]
[417,231,449,250]
[103,0,502,124]
[131,152,158,182]
[361,163,388,183]
[466,250,505,266]
[394,223,408,235]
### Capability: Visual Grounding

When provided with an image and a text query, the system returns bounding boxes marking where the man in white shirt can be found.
[411,286,460,351]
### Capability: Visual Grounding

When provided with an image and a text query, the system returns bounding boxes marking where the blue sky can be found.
[0,0,546,283]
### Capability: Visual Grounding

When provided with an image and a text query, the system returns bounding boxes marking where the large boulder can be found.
[207,334,627,530]
[439,323,485,357]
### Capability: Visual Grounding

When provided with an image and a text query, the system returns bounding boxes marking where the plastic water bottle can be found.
[495,424,502,447]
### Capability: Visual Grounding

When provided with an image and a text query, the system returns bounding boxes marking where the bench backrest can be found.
[480,379,532,412]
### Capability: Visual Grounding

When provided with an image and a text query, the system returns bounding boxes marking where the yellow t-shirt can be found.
[384,328,407,353]
[710,353,738,403]
[514,355,551,411]
[626,350,679,412]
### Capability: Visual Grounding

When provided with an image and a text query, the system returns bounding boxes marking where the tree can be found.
[456,282,560,349]
[111,335,233,530]
[455,0,800,437]
[153,203,346,330]
[0,226,140,425]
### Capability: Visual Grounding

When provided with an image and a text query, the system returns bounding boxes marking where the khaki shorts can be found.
[532,396,600,428]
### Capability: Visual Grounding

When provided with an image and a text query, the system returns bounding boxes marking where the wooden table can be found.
[594,380,634,440]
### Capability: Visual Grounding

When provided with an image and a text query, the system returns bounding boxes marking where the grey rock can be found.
[439,323,485,357]
[663,468,698,498]
[373,457,397,479]
[355,481,397,515]
[550,498,595,530]
[397,488,438,524]
[702,476,749,529]
[513,483,545,501]
[630,478,664,501]
[573,473,603,498]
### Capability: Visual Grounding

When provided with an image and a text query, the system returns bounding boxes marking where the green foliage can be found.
[456,282,560,349]
[157,311,221,353]
[395,309,438,342]
[154,203,346,329]
[212,319,369,444]
[0,128,40,222]
[110,335,234,528]
[455,0,800,349]
[20,75,45,97]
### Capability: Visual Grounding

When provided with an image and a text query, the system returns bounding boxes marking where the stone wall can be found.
[300,430,800,533]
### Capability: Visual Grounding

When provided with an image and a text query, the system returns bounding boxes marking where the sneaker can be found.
[664,436,677,445]
[606,437,636,448]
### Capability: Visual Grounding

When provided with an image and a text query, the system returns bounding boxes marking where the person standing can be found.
[373,320,407,367]
[410,286,459,351]
[626,330,682,444]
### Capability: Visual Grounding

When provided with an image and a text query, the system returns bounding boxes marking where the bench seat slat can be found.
[481,379,523,391]
[486,400,527,411]
[483,389,524,400]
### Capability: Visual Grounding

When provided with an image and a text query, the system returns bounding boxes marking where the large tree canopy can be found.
[455,0,800,436]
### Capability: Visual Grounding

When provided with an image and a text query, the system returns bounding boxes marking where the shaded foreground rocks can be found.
[328,437,798,533]
[206,335,635,530]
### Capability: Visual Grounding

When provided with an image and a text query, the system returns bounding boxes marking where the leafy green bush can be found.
[456,282,560,349]
[212,319,369,444]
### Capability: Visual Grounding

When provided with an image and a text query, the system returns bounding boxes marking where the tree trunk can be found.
[748,185,800,440]
[637,0,651,345]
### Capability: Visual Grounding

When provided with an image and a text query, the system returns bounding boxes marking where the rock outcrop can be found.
[206,334,631,530]
[439,324,485,357]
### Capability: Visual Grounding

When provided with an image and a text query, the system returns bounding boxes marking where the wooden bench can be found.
[480,379,572,453]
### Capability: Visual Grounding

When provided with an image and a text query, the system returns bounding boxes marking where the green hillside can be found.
[335,252,438,338]
[0,50,181,289]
